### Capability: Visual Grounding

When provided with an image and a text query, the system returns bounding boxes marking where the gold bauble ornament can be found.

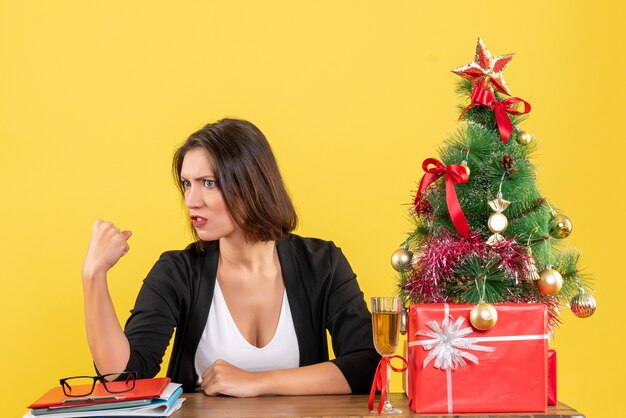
[516,131,532,145]
[461,160,471,177]
[411,250,424,268]
[391,248,413,272]
[469,302,498,330]
[570,291,597,318]
[549,213,573,239]
[487,212,508,234]
[536,268,563,295]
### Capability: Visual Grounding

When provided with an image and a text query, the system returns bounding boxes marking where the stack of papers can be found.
[25,378,184,418]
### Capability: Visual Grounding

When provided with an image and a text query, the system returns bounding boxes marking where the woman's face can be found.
[180,148,240,241]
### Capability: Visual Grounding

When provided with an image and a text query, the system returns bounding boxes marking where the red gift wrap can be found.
[402,340,409,396]
[407,303,548,414]
[548,349,557,405]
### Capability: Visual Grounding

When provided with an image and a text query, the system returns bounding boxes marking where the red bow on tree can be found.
[413,158,470,238]
[462,84,531,144]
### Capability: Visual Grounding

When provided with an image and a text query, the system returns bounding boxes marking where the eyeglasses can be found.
[59,371,137,397]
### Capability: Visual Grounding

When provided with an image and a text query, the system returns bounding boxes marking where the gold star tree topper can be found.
[452,38,515,95]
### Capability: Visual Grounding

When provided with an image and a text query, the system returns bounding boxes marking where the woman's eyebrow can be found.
[180,173,215,180]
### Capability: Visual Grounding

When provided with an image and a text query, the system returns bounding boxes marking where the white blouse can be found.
[194,280,300,382]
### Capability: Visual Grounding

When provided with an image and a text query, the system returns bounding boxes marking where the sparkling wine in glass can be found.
[371,297,402,415]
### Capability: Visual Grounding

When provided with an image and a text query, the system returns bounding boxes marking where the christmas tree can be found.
[394,38,596,332]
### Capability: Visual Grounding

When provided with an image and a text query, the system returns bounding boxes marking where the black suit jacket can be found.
[123,234,380,393]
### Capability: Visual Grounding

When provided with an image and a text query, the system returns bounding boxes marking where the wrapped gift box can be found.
[407,303,548,414]
[402,340,408,395]
[548,349,557,405]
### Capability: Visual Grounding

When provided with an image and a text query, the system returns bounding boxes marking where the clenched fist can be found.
[200,359,264,398]
[82,220,132,279]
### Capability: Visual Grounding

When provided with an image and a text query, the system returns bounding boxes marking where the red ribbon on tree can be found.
[461,84,531,144]
[368,355,408,414]
[413,158,470,238]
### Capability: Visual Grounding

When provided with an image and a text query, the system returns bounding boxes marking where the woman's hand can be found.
[200,361,351,397]
[83,219,133,279]
[200,359,264,397]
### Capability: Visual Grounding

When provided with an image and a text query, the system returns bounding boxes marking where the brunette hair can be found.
[172,118,298,244]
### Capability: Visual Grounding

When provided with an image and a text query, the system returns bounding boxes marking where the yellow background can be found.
[2,1,624,416]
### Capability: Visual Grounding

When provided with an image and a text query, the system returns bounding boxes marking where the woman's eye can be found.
[181,180,191,189]
[203,179,216,188]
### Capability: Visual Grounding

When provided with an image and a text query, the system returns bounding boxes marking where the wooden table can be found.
[171,393,584,417]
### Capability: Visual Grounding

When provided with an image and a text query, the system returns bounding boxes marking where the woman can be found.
[82,118,379,396]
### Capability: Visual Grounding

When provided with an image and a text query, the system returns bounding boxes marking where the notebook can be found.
[28,377,171,410]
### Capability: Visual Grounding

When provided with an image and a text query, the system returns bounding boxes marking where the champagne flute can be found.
[370,297,402,415]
